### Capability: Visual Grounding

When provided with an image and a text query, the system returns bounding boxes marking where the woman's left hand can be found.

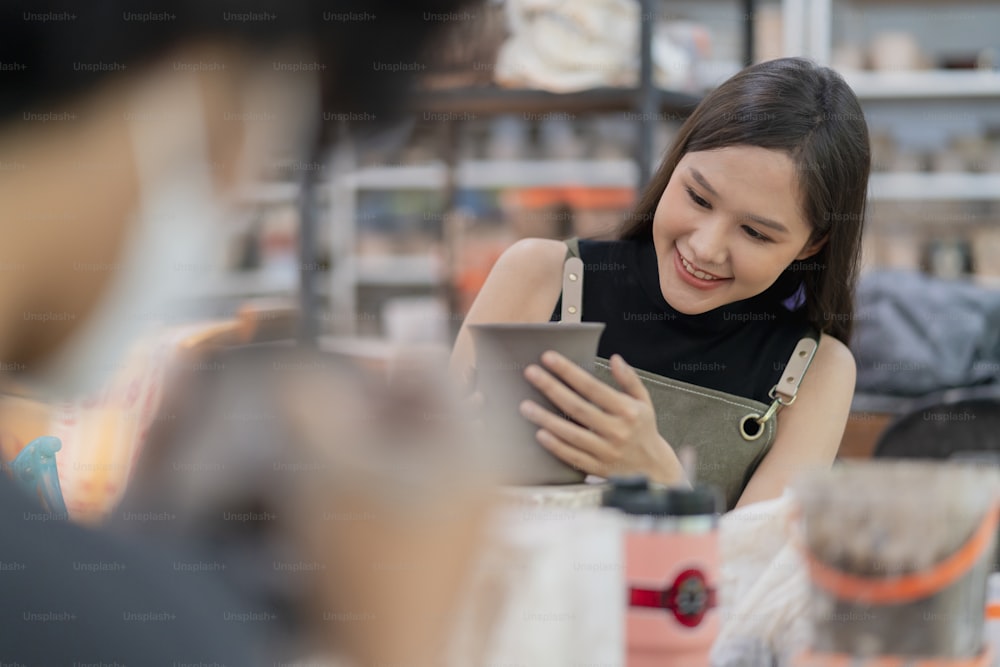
[519,352,685,485]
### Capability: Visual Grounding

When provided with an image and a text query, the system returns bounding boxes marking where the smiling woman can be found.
[652,146,826,315]
[451,57,870,510]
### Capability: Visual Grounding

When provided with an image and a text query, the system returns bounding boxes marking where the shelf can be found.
[348,159,638,190]
[869,172,1000,201]
[349,164,447,190]
[241,170,1000,211]
[235,182,301,204]
[973,275,1000,290]
[235,182,337,205]
[844,71,1000,100]
[355,255,442,287]
[318,336,397,361]
[202,269,300,298]
[410,86,702,117]
[196,258,439,300]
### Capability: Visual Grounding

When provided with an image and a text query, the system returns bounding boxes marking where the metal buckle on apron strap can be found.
[739,391,788,442]
[739,336,819,442]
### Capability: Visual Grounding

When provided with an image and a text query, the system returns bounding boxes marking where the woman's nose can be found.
[687,218,729,268]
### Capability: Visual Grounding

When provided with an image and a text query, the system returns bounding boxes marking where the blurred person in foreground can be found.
[0,2,486,666]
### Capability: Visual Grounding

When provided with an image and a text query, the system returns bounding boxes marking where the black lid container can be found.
[602,476,722,518]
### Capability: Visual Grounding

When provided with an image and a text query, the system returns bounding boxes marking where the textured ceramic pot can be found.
[469,322,606,485]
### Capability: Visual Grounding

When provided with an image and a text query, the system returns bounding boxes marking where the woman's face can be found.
[651,145,823,314]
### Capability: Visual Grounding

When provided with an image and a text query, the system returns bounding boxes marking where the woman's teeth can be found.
[681,256,720,281]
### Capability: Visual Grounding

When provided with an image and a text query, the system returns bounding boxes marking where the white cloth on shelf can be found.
[495,0,691,92]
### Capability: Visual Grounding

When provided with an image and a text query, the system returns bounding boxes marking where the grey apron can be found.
[561,239,819,510]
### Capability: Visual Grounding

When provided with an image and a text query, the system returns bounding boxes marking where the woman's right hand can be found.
[519,352,689,486]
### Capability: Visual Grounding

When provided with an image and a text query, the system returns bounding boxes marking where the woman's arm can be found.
[734,333,856,509]
[449,238,568,382]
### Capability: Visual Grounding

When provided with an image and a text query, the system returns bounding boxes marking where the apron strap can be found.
[559,238,584,323]
[561,256,584,323]
[564,236,581,260]
[752,333,820,431]
[775,336,820,402]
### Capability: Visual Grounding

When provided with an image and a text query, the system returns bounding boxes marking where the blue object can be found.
[11,435,68,516]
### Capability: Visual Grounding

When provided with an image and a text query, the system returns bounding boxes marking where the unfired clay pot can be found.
[469,322,606,485]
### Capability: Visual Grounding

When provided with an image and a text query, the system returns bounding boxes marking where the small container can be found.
[603,477,722,667]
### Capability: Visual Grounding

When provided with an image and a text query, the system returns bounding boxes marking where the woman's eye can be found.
[686,187,710,209]
[742,225,771,243]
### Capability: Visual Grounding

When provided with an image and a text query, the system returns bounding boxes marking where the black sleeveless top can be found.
[551,239,815,404]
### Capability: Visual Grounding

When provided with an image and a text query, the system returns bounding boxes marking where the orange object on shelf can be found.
[505,187,636,210]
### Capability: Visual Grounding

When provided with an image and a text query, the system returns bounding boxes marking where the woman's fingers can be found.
[609,354,651,402]
[523,362,611,435]
[533,426,604,476]
[536,351,629,414]
[519,399,615,463]
[519,352,660,480]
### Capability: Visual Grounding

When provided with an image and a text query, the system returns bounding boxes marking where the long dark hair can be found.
[621,57,870,344]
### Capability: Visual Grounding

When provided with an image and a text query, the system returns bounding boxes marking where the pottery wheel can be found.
[497,482,609,510]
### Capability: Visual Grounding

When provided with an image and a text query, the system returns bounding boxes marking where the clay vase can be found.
[468,322,606,485]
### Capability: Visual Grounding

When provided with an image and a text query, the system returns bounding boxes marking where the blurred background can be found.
[208,0,1000,340]
[5,0,1000,519]
[3,3,1000,665]
[157,0,1000,489]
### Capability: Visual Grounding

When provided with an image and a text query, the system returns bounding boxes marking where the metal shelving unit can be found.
[869,173,1000,201]
[407,86,702,193]
[411,85,702,116]
[236,0,762,337]
[783,0,1000,288]
[385,0,758,335]
[844,70,1000,100]
[347,159,639,190]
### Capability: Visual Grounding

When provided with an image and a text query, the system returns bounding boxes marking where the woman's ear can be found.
[795,235,827,261]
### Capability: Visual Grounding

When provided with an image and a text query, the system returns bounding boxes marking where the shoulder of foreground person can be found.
[0,476,268,666]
